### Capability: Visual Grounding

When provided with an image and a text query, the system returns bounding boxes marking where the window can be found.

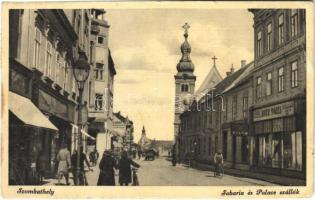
[95,93,103,111]
[98,36,104,44]
[291,61,298,88]
[17,10,24,59]
[243,96,248,119]
[278,14,284,45]
[55,53,62,84]
[257,31,262,57]
[232,95,237,120]
[34,28,41,68]
[266,72,272,96]
[278,67,284,92]
[72,77,76,93]
[181,84,189,92]
[90,41,94,63]
[45,42,52,76]
[291,9,298,37]
[283,132,302,171]
[63,62,69,90]
[267,23,272,52]
[94,63,104,80]
[256,77,262,98]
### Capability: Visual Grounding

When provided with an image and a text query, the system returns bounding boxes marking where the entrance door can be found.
[232,135,236,168]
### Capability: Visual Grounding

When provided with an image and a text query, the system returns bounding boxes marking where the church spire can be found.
[176,23,195,73]
[142,126,146,136]
[212,56,217,68]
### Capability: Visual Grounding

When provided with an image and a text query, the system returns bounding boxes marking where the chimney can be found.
[241,60,246,68]
[230,64,235,74]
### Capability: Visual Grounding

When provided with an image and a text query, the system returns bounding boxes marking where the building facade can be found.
[113,111,134,152]
[9,9,91,184]
[87,9,116,155]
[249,9,306,179]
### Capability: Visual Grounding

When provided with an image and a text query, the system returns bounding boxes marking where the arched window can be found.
[181,84,189,92]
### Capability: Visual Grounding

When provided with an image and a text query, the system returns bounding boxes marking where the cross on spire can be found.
[212,56,217,67]
[182,22,190,37]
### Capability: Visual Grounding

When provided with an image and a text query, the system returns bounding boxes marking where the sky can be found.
[106,9,254,142]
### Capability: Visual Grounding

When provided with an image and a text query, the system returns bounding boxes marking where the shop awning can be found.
[9,92,58,131]
[71,123,95,140]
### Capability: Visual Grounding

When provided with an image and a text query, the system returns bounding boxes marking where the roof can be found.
[210,64,249,95]
[108,49,117,75]
[113,111,133,124]
[195,65,223,97]
[222,61,254,94]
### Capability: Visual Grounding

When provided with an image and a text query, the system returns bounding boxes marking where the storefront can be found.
[9,92,58,185]
[222,121,250,170]
[252,98,306,179]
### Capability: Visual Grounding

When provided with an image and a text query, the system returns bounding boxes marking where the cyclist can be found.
[71,147,92,185]
[214,151,224,177]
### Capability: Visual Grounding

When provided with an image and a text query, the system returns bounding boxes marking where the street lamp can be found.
[73,50,90,185]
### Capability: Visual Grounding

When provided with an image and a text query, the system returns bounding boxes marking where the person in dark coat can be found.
[97,150,117,186]
[118,151,140,186]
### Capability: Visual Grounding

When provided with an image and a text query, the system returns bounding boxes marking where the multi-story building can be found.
[88,9,116,155]
[112,111,134,152]
[179,63,249,164]
[8,9,91,184]
[221,61,254,170]
[249,9,306,179]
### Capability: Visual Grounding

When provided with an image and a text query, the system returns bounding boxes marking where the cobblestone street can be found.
[45,156,277,186]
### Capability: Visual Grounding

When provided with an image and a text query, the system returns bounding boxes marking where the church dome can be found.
[176,24,195,73]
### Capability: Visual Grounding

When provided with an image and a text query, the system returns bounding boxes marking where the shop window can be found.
[283,132,303,171]
[291,61,298,88]
[291,9,298,37]
[259,135,272,167]
[267,23,272,52]
[271,134,282,168]
[278,14,284,45]
[266,72,272,96]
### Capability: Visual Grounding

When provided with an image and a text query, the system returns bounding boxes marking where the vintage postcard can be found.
[1,1,314,198]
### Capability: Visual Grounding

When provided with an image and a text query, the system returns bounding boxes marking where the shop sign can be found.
[232,131,248,136]
[38,90,68,120]
[253,101,294,122]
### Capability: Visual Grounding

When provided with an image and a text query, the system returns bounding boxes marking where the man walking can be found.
[56,143,71,185]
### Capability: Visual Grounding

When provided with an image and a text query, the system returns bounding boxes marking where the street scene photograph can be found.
[7,7,307,188]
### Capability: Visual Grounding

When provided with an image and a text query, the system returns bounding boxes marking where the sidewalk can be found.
[190,162,306,186]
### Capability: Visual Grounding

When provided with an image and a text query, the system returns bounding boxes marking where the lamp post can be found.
[73,50,90,185]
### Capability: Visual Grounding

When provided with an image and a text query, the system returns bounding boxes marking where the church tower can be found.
[174,23,196,142]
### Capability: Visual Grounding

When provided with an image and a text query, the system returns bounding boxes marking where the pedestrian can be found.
[97,150,117,186]
[36,150,46,183]
[118,151,140,186]
[71,147,91,185]
[214,151,224,177]
[171,147,177,166]
[89,151,96,166]
[56,143,71,185]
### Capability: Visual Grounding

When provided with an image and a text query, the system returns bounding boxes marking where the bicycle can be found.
[214,163,224,178]
[132,168,139,186]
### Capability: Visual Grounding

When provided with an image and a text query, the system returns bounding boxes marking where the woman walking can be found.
[118,151,140,186]
[56,143,71,185]
[97,150,117,186]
